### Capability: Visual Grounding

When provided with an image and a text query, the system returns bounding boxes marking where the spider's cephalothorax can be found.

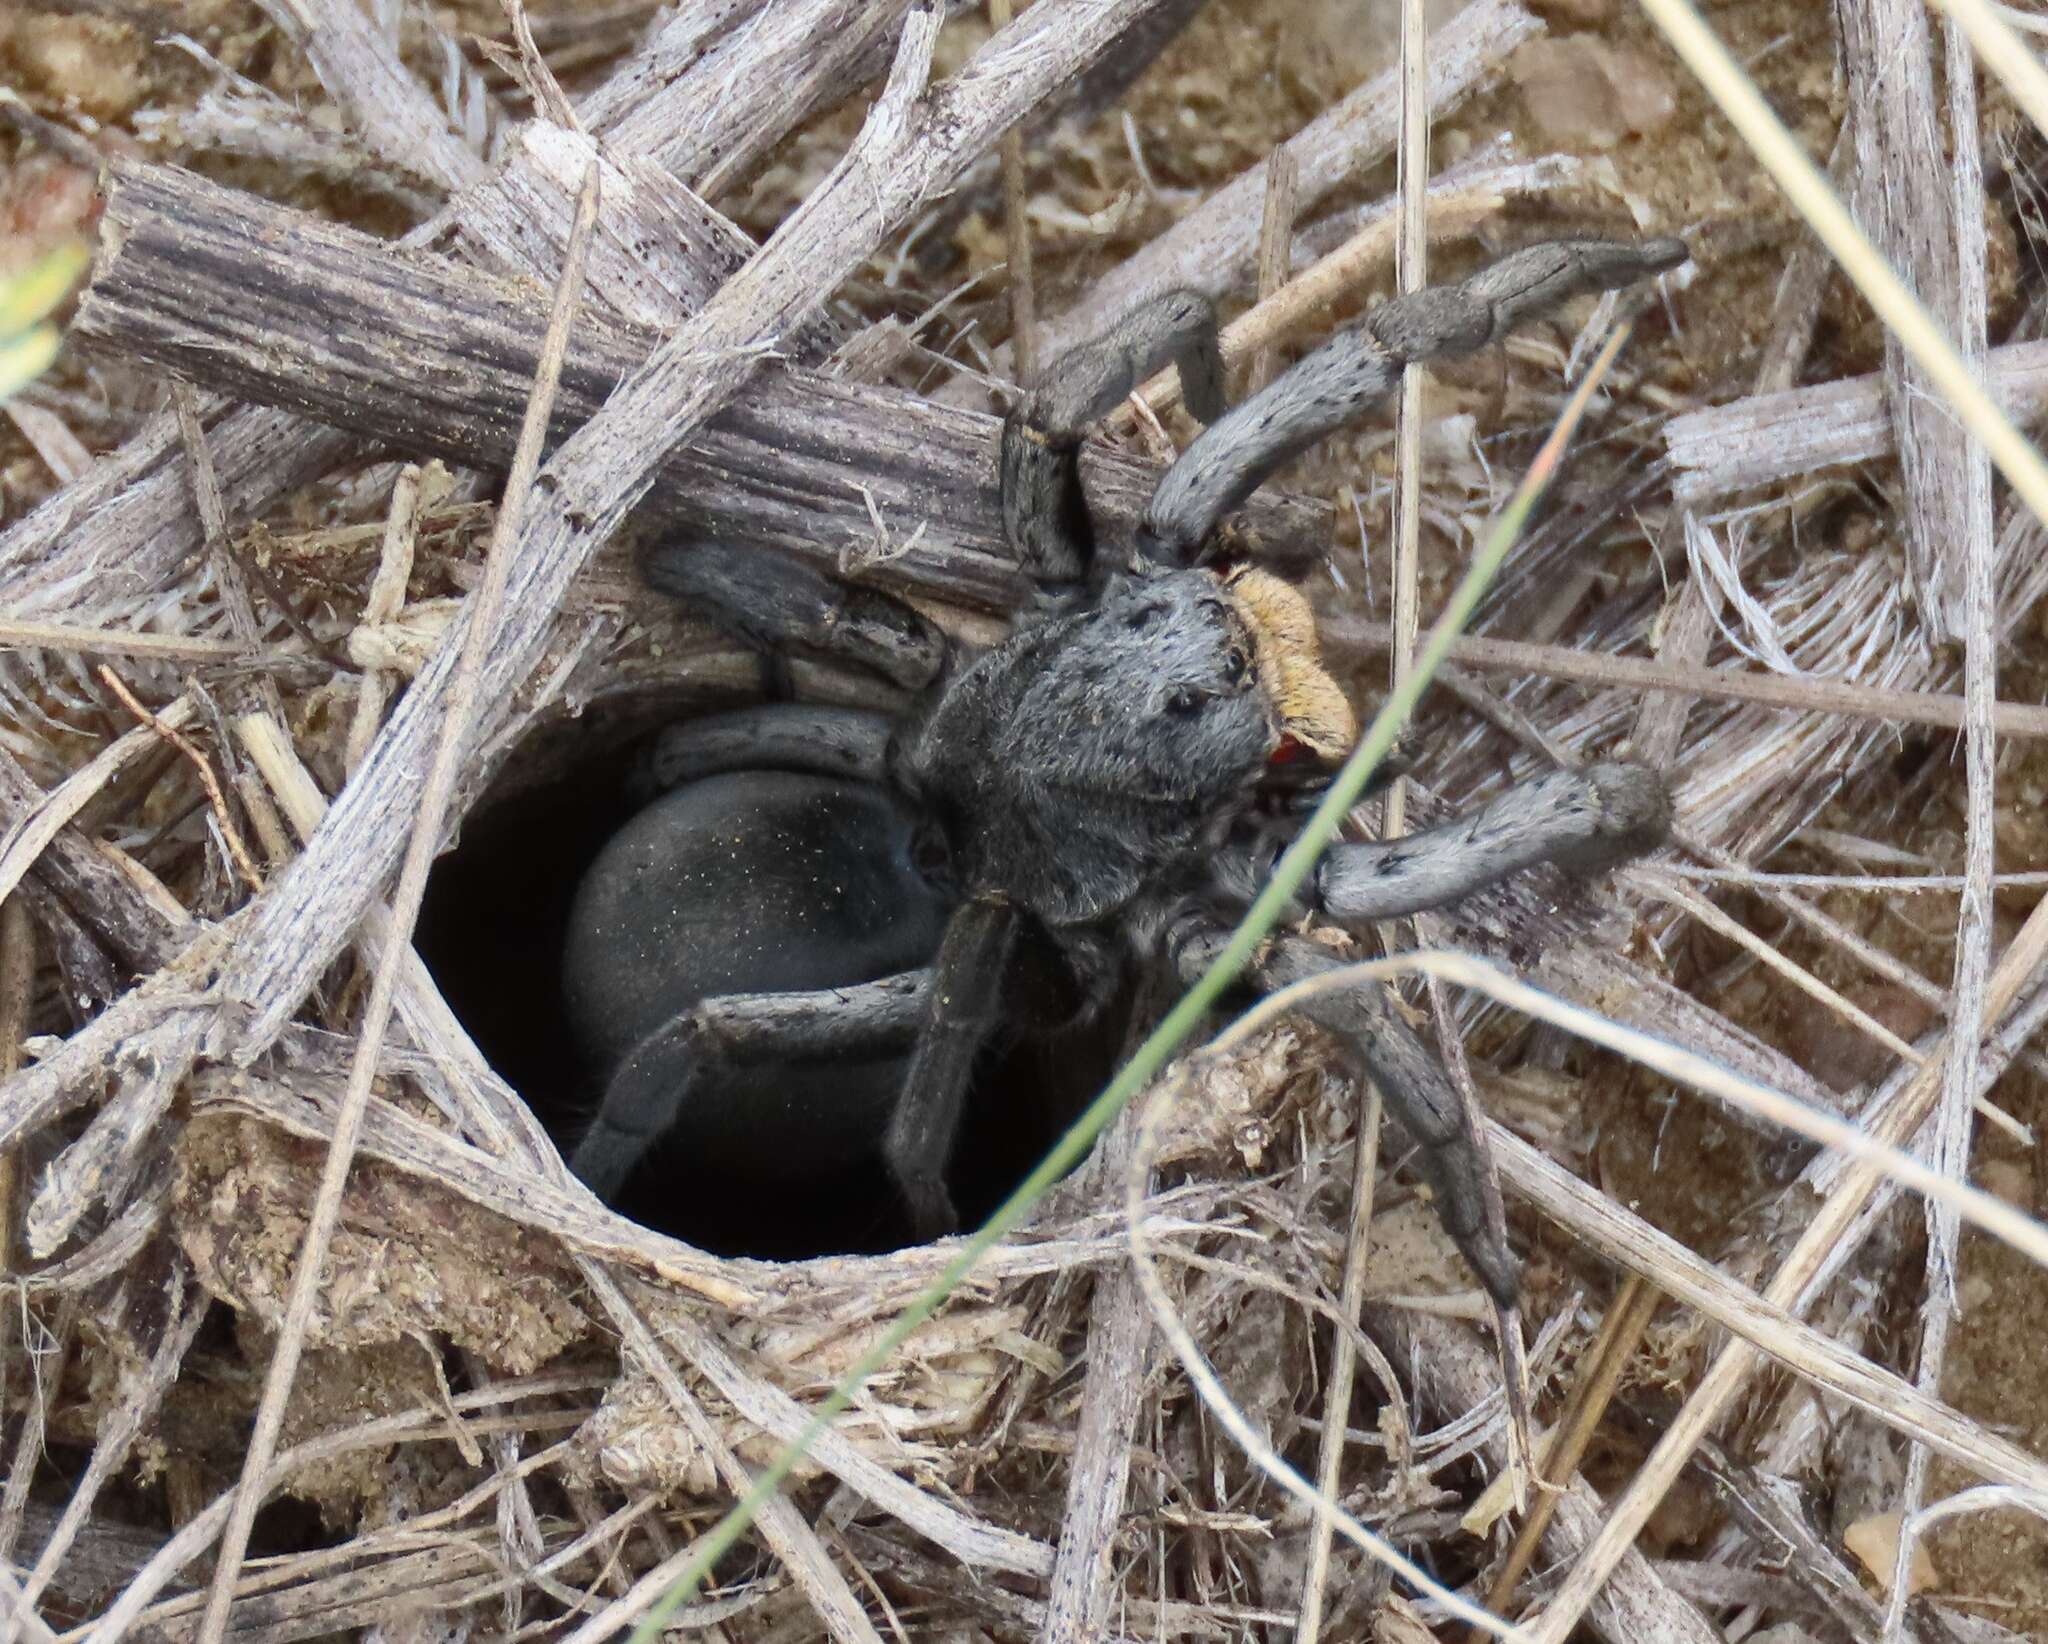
[891,564,1353,926]
[562,237,1687,1300]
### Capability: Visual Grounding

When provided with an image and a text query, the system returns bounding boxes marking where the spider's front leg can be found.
[1141,236,1689,563]
[1000,289,1227,585]
[1214,762,1672,920]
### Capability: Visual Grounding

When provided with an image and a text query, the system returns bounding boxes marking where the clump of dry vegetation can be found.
[5,0,2048,1639]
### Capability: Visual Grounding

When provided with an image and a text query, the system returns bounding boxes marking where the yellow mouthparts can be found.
[1222,566,1357,765]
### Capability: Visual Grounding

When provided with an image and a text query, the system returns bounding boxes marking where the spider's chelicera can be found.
[560,237,1687,1303]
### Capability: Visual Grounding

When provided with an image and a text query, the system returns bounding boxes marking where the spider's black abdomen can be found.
[562,771,952,1176]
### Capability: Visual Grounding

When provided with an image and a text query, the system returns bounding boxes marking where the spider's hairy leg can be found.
[637,704,892,800]
[644,539,947,690]
[883,895,1021,1238]
[1170,917,1521,1307]
[569,971,928,1199]
[1215,762,1672,921]
[1140,236,1689,562]
[1000,289,1226,584]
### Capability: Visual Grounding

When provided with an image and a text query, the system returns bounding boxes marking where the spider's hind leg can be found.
[1168,915,1520,1307]
[570,971,928,1201]
[1000,289,1226,586]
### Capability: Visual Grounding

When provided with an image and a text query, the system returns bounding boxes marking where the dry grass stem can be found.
[1331,614,2048,737]
[990,0,1037,382]
[1248,146,1299,394]
[1471,1277,1659,1636]
[1890,16,1999,1617]
[1293,1080,1381,1644]
[0,622,247,663]
[95,668,260,894]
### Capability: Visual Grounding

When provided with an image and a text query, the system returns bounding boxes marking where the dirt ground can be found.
[7,0,2048,1635]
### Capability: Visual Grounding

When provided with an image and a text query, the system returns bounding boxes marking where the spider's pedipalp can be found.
[1001,288,1224,584]
[1139,236,1689,563]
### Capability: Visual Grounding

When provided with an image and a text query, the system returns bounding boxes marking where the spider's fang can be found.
[1222,566,1357,765]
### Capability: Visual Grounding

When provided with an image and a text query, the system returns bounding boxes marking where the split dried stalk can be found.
[255,0,490,194]
[1663,336,2048,503]
[1246,147,1298,394]
[991,0,1037,382]
[192,161,605,1644]
[75,161,1318,617]
[1040,1111,1151,1641]
[1836,0,1977,636]
[1891,15,1997,1621]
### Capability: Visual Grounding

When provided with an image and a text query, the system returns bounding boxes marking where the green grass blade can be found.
[625,317,1639,1643]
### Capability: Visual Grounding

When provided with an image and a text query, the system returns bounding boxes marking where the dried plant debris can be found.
[5,0,2048,1637]
[172,1113,590,1373]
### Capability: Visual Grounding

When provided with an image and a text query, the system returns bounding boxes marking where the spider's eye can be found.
[1125,605,1162,632]
[1166,684,1206,716]
[1222,647,1248,684]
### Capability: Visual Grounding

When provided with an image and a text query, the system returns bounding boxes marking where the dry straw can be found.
[7,0,2048,1638]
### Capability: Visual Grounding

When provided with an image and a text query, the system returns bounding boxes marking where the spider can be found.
[559,235,1686,1303]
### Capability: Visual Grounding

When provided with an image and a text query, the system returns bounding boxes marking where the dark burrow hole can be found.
[416,704,1128,1261]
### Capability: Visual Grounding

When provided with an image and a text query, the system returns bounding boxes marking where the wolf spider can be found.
[560,235,1685,1302]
